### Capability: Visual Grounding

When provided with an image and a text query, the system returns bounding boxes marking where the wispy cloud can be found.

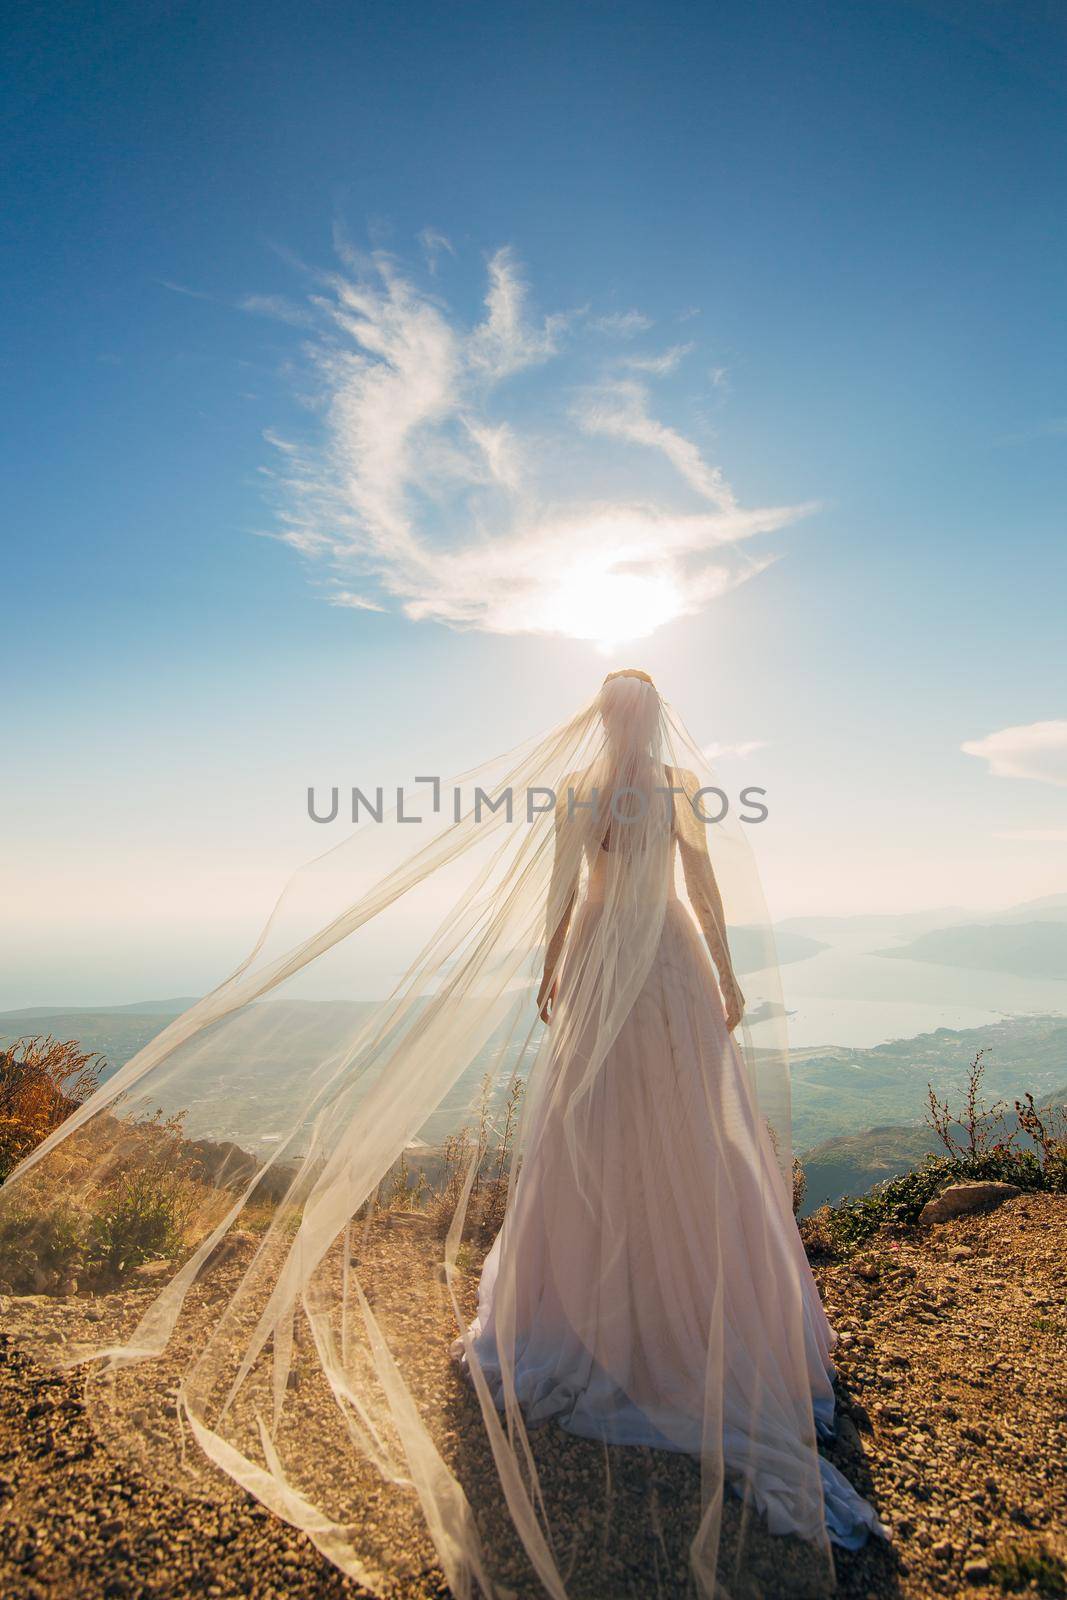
[327,590,386,612]
[592,310,653,338]
[962,721,1067,787]
[238,294,314,327]
[263,244,811,645]
[468,247,568,377]
[418,227,456,274]
[578,378,736,508]
[159,279,214,301]
[622,343,694,376]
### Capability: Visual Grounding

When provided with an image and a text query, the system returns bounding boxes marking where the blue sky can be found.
[3,0,1066,1005]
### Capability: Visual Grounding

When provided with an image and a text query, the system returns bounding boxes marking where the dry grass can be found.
[0,1036,103,1183]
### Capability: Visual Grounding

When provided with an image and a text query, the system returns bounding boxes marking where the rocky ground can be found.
[1,1193,1064,1600]
[812,1191,1067,1599]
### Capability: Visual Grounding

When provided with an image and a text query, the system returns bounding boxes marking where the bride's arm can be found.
[536,790,579,1022]
[674,769,745,1032]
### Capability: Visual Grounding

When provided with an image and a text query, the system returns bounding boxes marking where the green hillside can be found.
[790,1014,1067,1152]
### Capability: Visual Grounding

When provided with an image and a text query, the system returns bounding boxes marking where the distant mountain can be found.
[987,893,1067,925]
[778,908,970,950]
[877,921,1067,980]
[800,1125,940,1213]
[0,997,199,1022]
[732,928,827,973]
[0,1005,194,1080]
[5,1003,1066,1178]
[779,894,1067,959]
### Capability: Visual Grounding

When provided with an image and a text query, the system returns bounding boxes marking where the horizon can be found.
[2,884,1066,1014]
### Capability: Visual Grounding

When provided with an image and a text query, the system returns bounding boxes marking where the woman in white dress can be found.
[462,670,884,1555]
[0,670,884,1598]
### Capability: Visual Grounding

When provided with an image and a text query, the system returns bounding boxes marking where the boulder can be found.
[918,1181,1022,1226]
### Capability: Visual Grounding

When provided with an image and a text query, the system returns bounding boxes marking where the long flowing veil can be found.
[0,679,835,1597]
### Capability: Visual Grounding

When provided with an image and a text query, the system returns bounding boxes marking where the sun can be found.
[539,563,685,651]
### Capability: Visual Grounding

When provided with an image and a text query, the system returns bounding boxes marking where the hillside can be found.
[790,1015,1067,1153]
[799,1081,1067,1213]
[800,1125,942,1213]
[5,1005,1066,1168]
[1,1193,1063,1598]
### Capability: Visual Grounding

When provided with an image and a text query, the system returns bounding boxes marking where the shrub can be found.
[791,1156,807,1218]
[372,1072,527,1244]
[989,1542,1067,1597]
[0,1202,88,1292]
[801,1146,1052,1260]
[85,1112,205,1281]
[0,1036,103,1182]
[802,1054,1067,1261]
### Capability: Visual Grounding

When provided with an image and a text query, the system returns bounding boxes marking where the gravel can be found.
[1,1193,1064,1598]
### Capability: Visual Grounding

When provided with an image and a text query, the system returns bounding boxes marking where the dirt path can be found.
[1,1194,1064,1599]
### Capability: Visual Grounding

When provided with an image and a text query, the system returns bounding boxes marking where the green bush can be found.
[0,1203,88,1292]
[88,1176,185,1278]
[803,1146,1060,1260]
[802,1054,1067,1260]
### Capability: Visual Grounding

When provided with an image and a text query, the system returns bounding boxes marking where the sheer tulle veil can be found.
[0,676,838,1597]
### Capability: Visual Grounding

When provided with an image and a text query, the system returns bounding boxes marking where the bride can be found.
[461,671,884,1545]
[0,669,884,1598]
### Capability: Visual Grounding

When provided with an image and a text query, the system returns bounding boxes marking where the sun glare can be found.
[539,563,685,651]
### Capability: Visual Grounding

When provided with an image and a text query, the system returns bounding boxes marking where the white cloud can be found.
[468,247,568,377]
[578,379,736,509]
[622,343,694,376]
[265,245,810,646]
[159,279,214,301]
[238,294,314,327]
[962,721,1067,787]
[327,590,386,612]
[418,227,456,273]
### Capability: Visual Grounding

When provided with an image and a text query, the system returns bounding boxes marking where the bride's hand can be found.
[723,975,745,1033]
[537,976,558,1023]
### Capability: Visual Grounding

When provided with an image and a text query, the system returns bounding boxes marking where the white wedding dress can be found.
[463,788,885,1551]
[3,672,884,1599]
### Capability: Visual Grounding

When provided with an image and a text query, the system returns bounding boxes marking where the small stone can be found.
[932,1538,954,1560]
[132,1259,173,1279]
[963,1559,991,1583]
